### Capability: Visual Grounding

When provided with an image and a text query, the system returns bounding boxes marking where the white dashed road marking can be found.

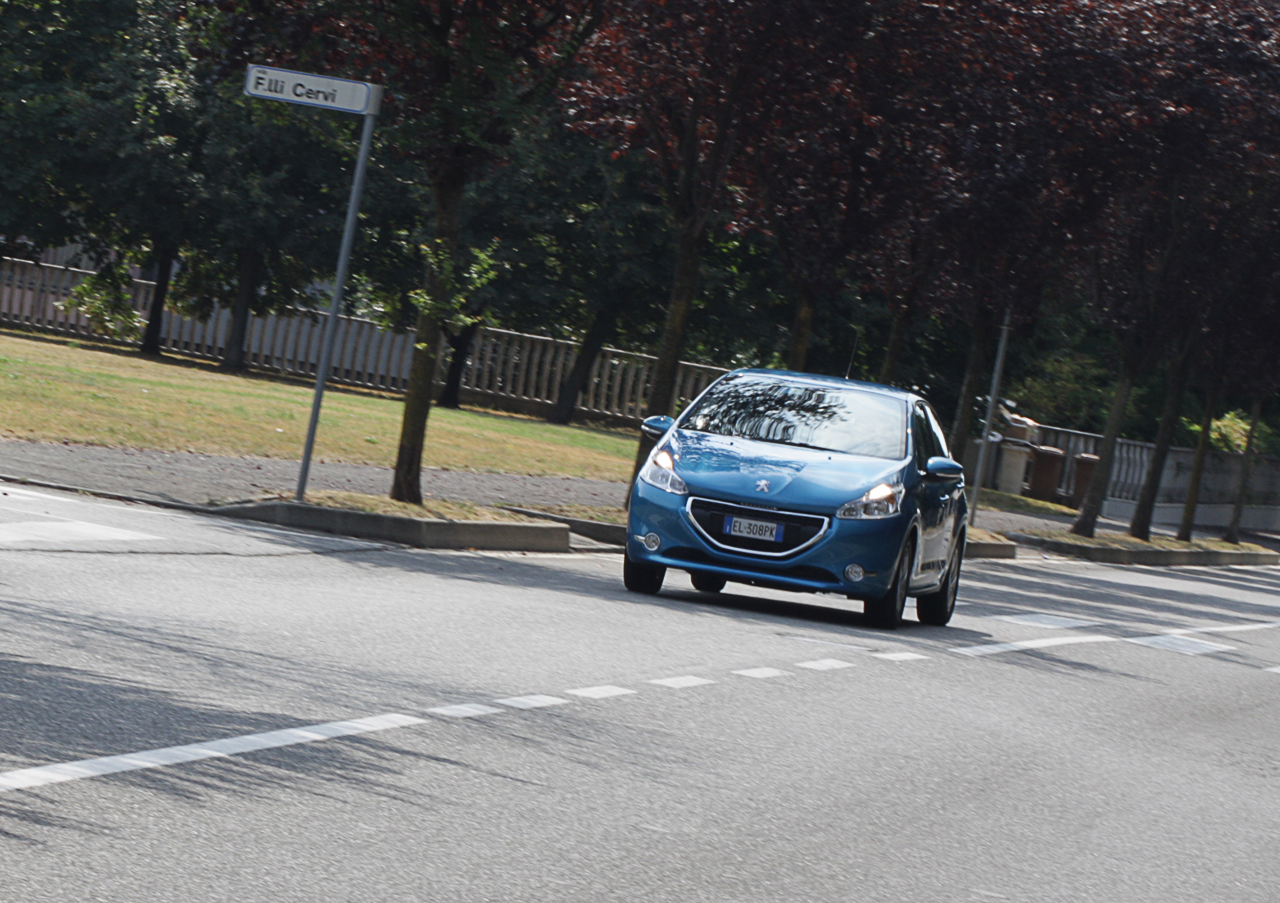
[874,652,928,662]
[796,659,855,670]
[429,703,504,718]
[495,695,569,709]
[0,714,423,793]
[733,667,790,679]
[1266,666,1280,674]
[787,636,873,651]
[566,685,637,699]
[649,676,716,688]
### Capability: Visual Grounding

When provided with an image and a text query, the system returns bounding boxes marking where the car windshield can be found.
[679,374,908,459]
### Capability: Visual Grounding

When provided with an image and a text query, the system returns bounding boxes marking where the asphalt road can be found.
[1,485,1278,902]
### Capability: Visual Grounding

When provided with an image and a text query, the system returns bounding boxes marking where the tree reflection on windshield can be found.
[680,374,907,459]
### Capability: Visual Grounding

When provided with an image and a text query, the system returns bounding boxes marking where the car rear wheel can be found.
[916,534,963,626]
[623,551,666,595]
[690,572,726,593]
[865,538,913,629]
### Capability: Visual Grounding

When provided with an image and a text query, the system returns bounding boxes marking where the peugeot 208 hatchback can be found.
[624,369,967,628]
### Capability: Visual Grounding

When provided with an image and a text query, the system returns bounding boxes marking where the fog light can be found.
[643,532,661,551]
[844,563,865,582]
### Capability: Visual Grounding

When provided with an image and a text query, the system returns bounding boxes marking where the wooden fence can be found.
[0,257,727,423]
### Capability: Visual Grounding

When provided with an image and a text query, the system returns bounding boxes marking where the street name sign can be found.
[244,66,382,115]
[243,64,383,500]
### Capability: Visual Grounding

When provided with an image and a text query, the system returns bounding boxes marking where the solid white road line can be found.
[0,714,424,794]
[1124,635,1234,655]
[1265,666,1280,674]
[566,685,637,699]
[648,676,716,689]
[428,703,504,718]
[796,659,855,670]
[992,614,1101,629]
[953,635,1119,657]
[0,521,161,543]
[1164,620,1280,636]
[494,695,569,709]
[733,667,790,679]
[873,652,928,661]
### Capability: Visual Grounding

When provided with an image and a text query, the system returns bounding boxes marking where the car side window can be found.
[913,405,940,470]
[923,404,951,460]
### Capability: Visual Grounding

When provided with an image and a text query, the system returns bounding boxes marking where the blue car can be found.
[624,369,967,628]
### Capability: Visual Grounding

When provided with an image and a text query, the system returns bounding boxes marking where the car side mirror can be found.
[924,456,964,481]
[640,415,676,440]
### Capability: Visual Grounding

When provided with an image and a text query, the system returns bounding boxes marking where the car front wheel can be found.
[623,551,666,595]
[916,534,963,626]
[865,538,913,629]
[690,572,726,593]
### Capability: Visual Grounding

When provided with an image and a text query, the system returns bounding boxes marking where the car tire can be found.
[865,538,913,629]
[916,534,963,626]
[690,572,726,593]
[623,551,666,595]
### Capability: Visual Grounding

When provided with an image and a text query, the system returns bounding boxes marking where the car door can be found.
[912,403,948,577]
[922,403,963,564]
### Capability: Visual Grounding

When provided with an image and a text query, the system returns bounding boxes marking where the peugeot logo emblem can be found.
[755,479,770,493]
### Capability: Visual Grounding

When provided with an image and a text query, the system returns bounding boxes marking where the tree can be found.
[215,0,606,501]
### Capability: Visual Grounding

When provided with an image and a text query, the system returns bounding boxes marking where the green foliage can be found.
[409,239,507,330]
[1004,352,1117,434]
[61,260,145,339]
[1179,410,1278,455]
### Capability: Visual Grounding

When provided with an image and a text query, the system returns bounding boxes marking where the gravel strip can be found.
[0,439,628,509]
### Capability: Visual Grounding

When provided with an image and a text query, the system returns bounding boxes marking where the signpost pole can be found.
[968,306,1012,526]
[295,109,378,501]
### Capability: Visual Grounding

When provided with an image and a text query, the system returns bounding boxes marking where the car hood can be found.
[667,430,906,511]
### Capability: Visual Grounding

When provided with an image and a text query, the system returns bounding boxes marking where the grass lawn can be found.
[1009,527,1269,554]
[302,490,538,522]
[977,488,1077,517]
[0,330,638,481]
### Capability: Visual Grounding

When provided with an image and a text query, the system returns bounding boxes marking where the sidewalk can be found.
[0,439,628,509]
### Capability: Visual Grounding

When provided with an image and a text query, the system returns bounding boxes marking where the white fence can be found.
[0,257,727,423]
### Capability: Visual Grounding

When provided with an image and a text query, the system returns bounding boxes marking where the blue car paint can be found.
[626,369,967,601]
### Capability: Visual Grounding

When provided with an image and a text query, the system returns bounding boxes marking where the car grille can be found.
[686,497,828,558]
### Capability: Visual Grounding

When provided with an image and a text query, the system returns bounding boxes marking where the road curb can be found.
[217,501,571,552]
[966,539,1017,559]
[500,507,626,545]
[1003,531,1279,566]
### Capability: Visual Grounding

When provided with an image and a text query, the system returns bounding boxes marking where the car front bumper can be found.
[627,479,911,600]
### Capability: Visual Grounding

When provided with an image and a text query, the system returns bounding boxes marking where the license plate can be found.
[724,516,782,542]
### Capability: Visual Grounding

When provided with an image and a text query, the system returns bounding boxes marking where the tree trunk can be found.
[646,226,705,418]
[220,246,262,372]
[1070,367,1135,537]
[437,320,479,409]
[1129,346,1192,540]
[1177,379,1223,541]
[948,308,993,451]
[390,168,465,503]
[877,303,910,385]
[786,281,816,372]
[550,303,618,425]
[1224,396,1263,544]
[140,244,176,356]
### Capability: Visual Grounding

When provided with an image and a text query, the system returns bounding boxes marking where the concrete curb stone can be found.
[1003,531,1279,566]
[966,539,1017,559]
[217,501,570,552]
[500,507,627,545]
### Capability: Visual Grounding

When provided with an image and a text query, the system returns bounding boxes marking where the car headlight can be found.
[836,482,903,519]
[639,449,688,495]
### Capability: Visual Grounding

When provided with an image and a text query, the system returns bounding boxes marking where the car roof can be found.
[727,368,919,403]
